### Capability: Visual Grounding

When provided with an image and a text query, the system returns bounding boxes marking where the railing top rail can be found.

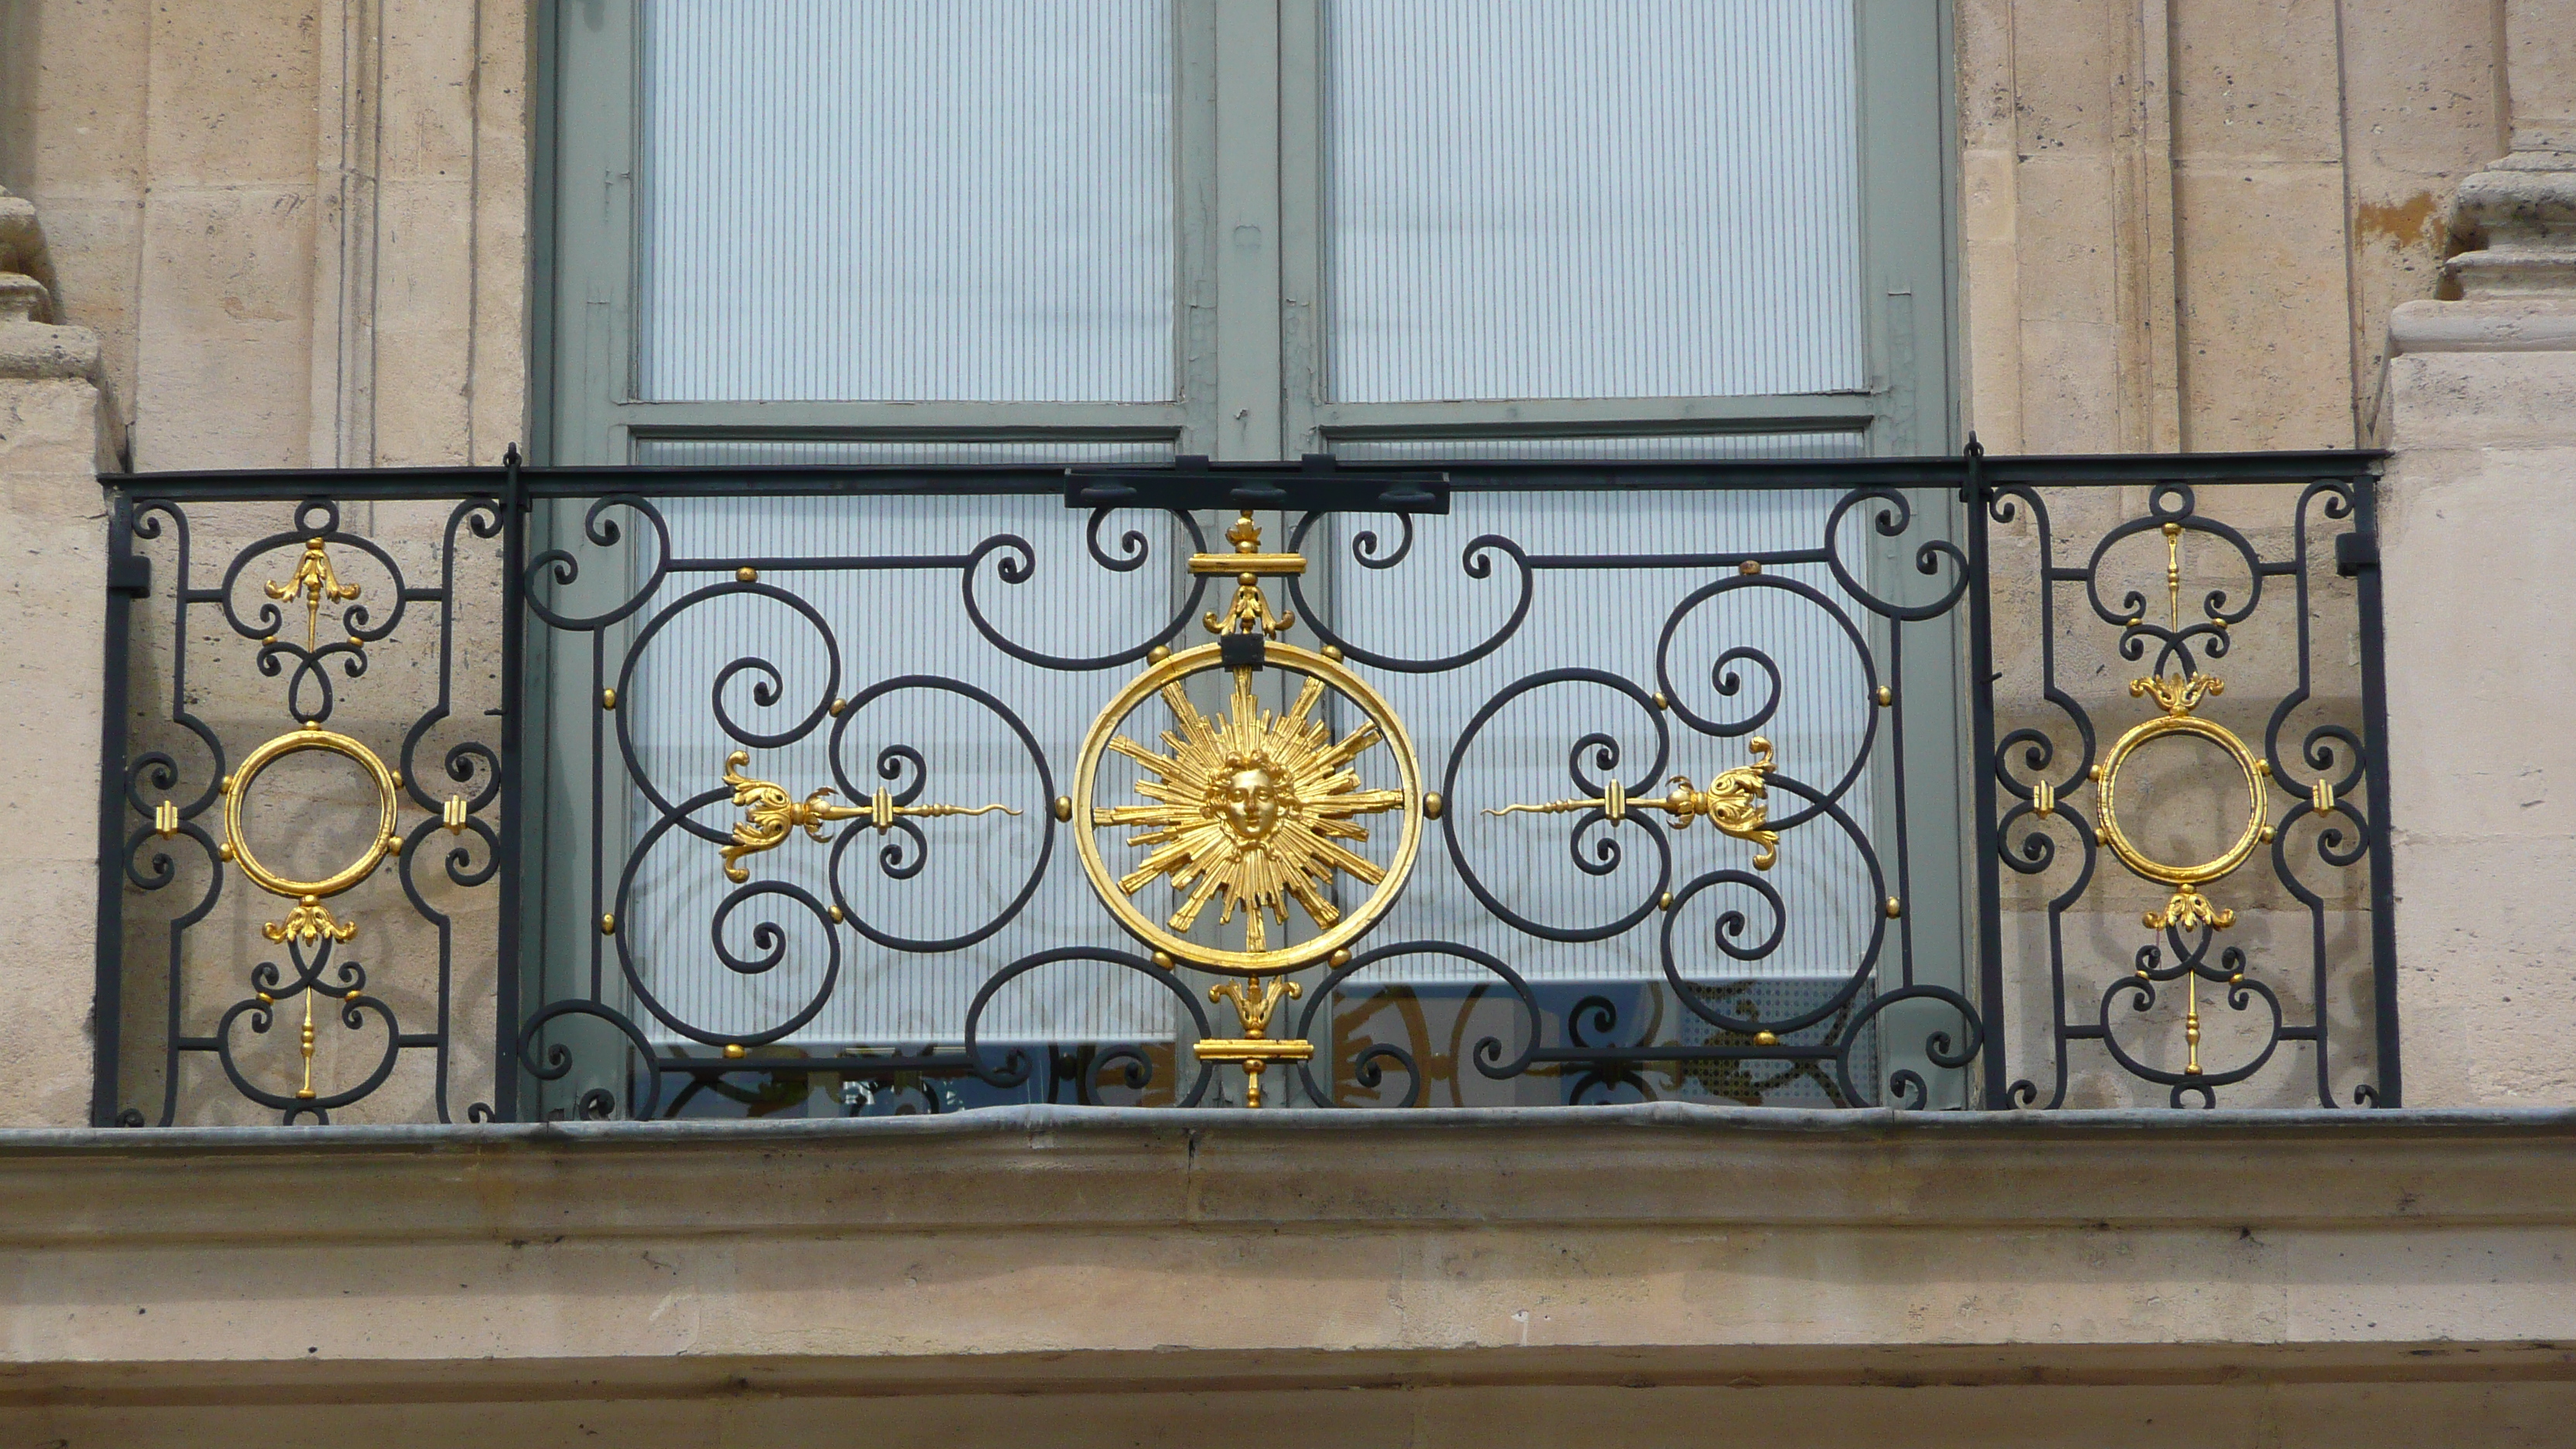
[96,448,2387,504]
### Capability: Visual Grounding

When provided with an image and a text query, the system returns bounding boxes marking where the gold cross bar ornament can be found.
[1193,974,1314,1109]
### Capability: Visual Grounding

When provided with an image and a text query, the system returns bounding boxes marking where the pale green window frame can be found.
[535,0,1959,464]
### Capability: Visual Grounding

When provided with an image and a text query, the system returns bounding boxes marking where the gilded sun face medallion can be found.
[1071,645,1423,973]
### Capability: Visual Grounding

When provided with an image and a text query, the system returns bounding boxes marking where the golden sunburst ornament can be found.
[1101,666,1403,954]
[1070,515,1425,975]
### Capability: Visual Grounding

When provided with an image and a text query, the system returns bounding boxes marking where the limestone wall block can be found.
[133,183,313,468]
[139,0,322,189]
[2170,0,2347,165]
[2174,163,2360,448]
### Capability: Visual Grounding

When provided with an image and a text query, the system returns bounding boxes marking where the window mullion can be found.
[1210,0,1287,460]
[1276,0,1325,458]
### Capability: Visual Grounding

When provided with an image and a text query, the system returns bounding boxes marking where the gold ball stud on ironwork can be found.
[736,566,758,584]
[723,1043,747,1060]
[1424,792,1444,820]
[1754,1030,1779,1046]
[1053,796,1073,822]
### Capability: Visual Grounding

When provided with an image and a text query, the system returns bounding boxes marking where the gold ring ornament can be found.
[2089,673,2272,933]
[218,721,404,944]
[1070,511,1423,975]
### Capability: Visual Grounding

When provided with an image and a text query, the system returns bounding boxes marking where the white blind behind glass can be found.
[1323,0,1866,402]
[637,0,1177,403]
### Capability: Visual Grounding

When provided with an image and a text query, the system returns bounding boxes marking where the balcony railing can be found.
[94,447,2397,1123]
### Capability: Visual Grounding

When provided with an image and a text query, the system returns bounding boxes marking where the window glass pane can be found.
[1323,0,1865,402]
[638,0,1176,403]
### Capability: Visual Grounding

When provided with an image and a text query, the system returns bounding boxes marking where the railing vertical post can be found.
[93,488,142,1127]
[493,445,527,1121]
[2348,471,2402,1108]
[1961,440,2009,1108]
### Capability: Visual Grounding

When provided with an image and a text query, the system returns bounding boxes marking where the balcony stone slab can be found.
[2,1103,2572,1432]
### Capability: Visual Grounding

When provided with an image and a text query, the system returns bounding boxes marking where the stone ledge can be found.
[5,1107,2574,1392]
[4,1104,2574,1241]
[2390,298,2576,355]
[0,319,100,380]
[6,1341,2576,1408]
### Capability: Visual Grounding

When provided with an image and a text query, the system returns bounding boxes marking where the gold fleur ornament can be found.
[716,751,1019,884]
[1483,736,1784,870]
[262,538,361,649]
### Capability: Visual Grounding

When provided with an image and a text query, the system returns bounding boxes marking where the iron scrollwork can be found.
[97,447,2397,1122]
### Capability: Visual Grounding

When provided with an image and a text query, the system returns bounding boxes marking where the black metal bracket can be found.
[105,552,150,598]
[1065,454,1449,515]
[1218,632,1266,670]
[2335,530,2379,577]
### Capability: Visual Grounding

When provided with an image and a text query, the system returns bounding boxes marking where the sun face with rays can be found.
[1094,666,1406,956]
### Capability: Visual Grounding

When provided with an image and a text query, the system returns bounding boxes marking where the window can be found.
[542,0,1954,463]
[534,1,1964,1110]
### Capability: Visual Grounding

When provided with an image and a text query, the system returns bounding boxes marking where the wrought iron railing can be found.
[94,447,2397,1123]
